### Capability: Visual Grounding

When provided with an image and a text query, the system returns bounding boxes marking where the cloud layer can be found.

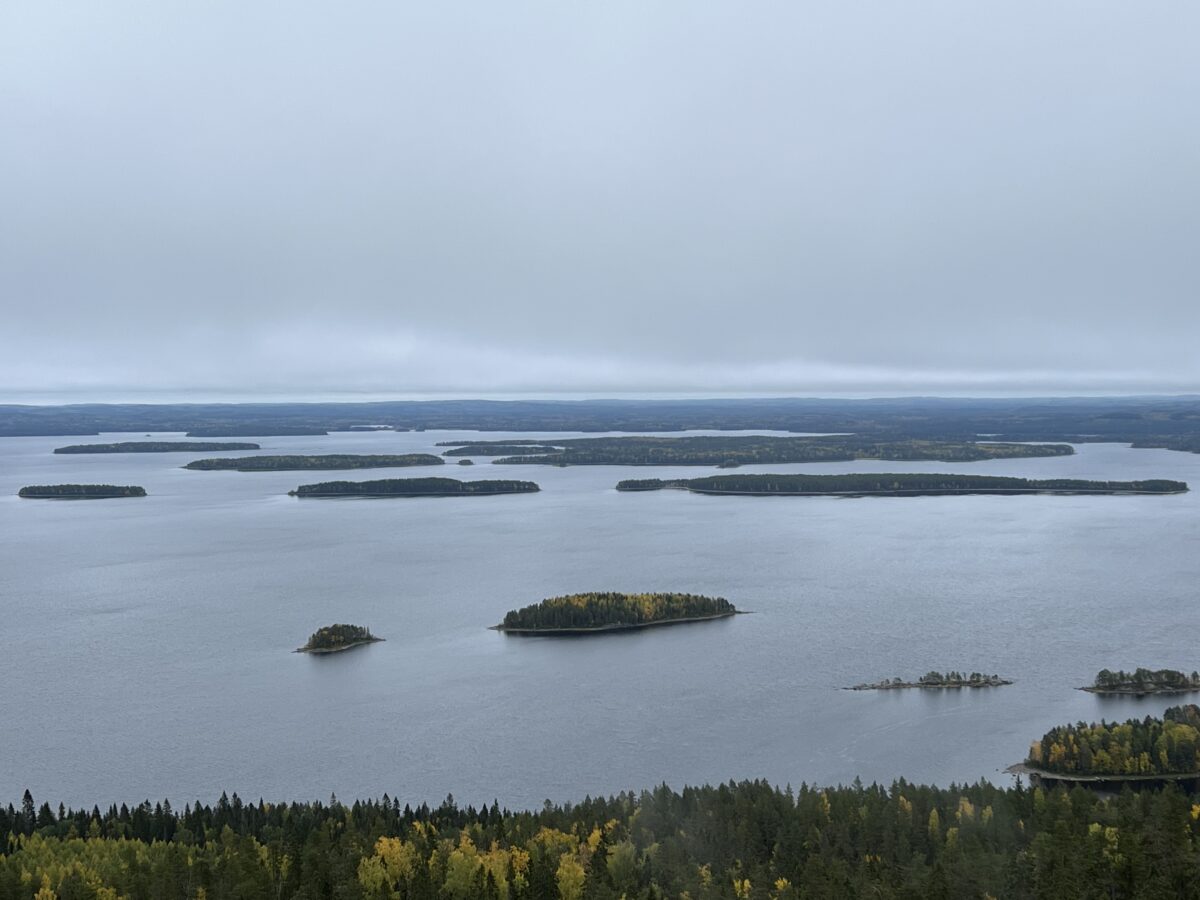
[3,2,1198,397]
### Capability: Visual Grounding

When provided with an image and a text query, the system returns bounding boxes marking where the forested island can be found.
[1025,704,1200,780]
[184,454,443,471]
[496,592,738,634]
[289,477,540,497]
[53,441,260,454]
[1083,668,1200,695]
[616,474,1188,496]
[438,434,1074,466]
[849,671,1011,690]
[296,624,382,654]
[7,777,1200,900]
[17,484,146,499]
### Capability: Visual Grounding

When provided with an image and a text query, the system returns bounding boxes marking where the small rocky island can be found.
[54,441,260,454]
[616,474,1187,496]
[495,592,739,635]
[18,484,147,499]
[848,671,1012,691]
[1082,668,1200,696]
[296,624,382,654]
[289,477,540,497]
[185,454,444,471]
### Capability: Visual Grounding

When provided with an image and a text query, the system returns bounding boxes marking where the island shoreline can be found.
[492,610,744,635]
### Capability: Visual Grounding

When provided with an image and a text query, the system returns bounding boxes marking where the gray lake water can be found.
[2,431,1199,810]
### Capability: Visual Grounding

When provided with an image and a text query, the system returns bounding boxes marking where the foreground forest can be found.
[4,779,1200,900]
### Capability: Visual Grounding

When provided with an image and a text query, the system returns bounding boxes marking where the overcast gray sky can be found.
[2,2,1198,399]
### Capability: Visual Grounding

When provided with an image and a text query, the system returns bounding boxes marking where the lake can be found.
[2,431,1198,809]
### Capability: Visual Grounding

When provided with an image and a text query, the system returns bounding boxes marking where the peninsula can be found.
[289,477,539,497]
[1081,668,1200,696]
[437,435,1074,466]
[185,454,443,471]
[18,484,147,499]
[1020,704,1200,784]
[848,671,1011,690]
[615,474,1187,496]
[296,624,382,654]
[54,441,260,454]
[494,592,739,634]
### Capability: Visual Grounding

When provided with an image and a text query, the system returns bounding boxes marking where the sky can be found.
[2,2,1199,400]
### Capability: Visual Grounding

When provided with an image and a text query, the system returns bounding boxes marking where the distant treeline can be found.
[439,435,1074,466]
[290,478,539,497]
[616,474,1188,496]
[8,396,1200,446]
[54,442,260,454]
[500,592,735,631]
[1029,705,1200,777]
[185,454,444,471]
[185,427,328,437]
[6,777,1200,900]
[17,484,146,499]
[1131,437,1200,454]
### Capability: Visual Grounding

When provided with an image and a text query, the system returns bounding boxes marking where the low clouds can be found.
[2,2,1198,397]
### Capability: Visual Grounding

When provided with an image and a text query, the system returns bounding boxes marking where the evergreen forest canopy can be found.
[10,396,1200,448]
[1028,705,1200,777]
[17,484,146,499]
[615,475,1188,496]
[499,593,736,632]
[6,778,1200,900]
[289,478,539,497]
[185,455,444,472]
[438,436,1073,466]
[53,442,260,454]
[298,624,381,653]
[1086,669,1200,695]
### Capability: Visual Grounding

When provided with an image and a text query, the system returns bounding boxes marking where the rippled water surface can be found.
[2,431,1198,807]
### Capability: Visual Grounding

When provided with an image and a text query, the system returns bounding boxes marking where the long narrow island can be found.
[289,477,540,497]
[848,671,1012,690]
[185,454,444,471]
[437,435,1075,466]
[615,474,1188,496]
[296,624,382,654]
[494,592,739,634]
[54,441,261,454]
[18,484,146,499]
[1081,668,1200,696]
